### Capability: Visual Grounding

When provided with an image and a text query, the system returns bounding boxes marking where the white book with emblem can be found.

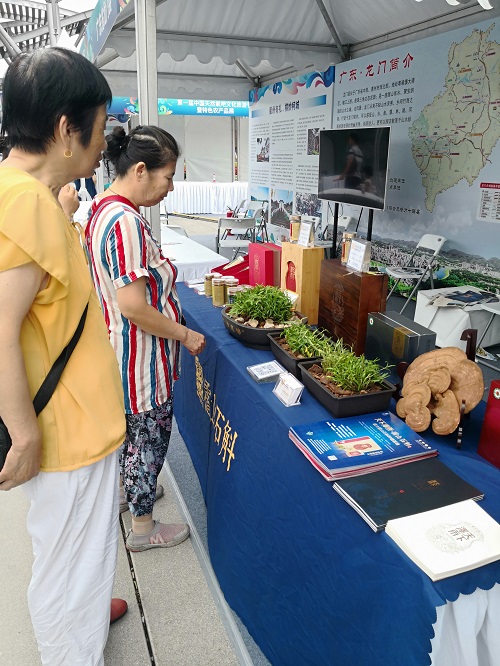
[386,499,500,581]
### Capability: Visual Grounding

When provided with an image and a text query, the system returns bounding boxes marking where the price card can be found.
[297,220,314,247]
[347,239,371,272]
[273,372,304,406]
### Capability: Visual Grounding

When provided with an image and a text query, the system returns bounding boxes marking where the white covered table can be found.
[161,225,227,283]
[164,181,248,215]
[414,286,500,349]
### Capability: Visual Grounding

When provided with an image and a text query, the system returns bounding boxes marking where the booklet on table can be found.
[289,411,437,481]
[333,458,483,532]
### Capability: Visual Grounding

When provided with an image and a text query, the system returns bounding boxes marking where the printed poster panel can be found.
[249,68,334,243]
[334,19,500,293]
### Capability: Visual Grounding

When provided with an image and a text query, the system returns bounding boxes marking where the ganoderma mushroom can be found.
[398,347,484,435]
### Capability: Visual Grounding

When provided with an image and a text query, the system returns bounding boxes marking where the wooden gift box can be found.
[280,242,324,325]
[318,259,388,354]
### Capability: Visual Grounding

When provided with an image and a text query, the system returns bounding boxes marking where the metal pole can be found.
[135,0,160,239]
[0,24,22,58]
[45,0,56,46]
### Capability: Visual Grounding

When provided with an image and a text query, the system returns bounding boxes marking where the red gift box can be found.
[478,379,500,470]
[212,254,250,280]
[249,243,282,286]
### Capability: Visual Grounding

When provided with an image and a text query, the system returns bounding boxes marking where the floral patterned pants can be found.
[120,398,173,517]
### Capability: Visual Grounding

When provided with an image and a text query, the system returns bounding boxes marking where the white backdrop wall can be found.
[158,115,186,182]
[130,114,248,183]
[238,116,249,182]
[184,115,233,182]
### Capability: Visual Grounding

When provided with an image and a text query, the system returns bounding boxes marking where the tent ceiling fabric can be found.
[99,0,500,99]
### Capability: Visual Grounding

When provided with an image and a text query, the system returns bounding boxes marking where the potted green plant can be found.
[268,323,339,378]
[222,285,306,349]
[299,346,395,417]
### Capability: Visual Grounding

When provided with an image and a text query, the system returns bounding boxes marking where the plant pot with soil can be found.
[299,347,396,418]
[268,323,337,378]
[222,285,306,349]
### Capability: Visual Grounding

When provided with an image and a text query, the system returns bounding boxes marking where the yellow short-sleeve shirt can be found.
[0,167,126,472]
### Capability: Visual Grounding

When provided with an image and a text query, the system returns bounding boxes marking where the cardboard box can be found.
[249,242,281,286]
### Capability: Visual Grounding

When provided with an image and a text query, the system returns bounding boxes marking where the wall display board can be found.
[333,19,500,294]
[248,68,334,244]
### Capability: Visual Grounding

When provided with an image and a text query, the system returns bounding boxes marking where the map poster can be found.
[333,19,500,293]
[248,68,334,244]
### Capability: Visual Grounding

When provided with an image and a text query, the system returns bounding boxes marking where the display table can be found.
[161,225,226,283]
[415,286,500,349]
[163,181,248,215]
[174,284,500,666]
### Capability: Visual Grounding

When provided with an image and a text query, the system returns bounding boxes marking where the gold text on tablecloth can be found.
[195,357,238,472]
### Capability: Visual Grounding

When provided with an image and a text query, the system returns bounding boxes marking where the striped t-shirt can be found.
[86,195,181,414]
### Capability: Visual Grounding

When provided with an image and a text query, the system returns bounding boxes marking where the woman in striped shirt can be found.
[86,125,206,552]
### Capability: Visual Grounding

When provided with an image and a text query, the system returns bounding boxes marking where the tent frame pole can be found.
[136,0,161,239]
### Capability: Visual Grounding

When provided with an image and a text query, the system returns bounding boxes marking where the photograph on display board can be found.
[270,188,293,230]
[256,137,270,162]
[249,185,270,211]
[307,128,320,156]
[295,192,322,219]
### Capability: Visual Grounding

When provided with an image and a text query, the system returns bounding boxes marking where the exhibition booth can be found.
[75,1,500,664]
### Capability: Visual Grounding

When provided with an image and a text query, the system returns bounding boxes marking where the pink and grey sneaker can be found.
[126,520,190,552]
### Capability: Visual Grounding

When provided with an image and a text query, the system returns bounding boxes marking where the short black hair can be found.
[105,125,181,177]
[1,47,112,154]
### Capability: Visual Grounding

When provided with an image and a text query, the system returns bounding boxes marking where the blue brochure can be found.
[289,411,437,480]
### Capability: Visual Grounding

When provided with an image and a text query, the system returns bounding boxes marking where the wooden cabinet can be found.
[318,259,388,354]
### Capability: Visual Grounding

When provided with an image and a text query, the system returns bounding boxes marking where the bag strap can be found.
[32,304,89,416]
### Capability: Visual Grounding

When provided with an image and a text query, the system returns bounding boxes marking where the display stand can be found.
[280,242,324,325]
[318,258,388,354]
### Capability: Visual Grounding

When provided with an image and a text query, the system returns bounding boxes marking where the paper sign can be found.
[273,372,304,406]
[347,239,371,272]
[298,221,314,247]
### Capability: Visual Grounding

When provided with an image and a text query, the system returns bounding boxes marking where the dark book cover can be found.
[333,458,483,532]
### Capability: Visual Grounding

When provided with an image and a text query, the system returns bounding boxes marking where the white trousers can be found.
[23,451,119,666]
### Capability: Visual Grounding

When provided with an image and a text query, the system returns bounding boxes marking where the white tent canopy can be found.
[97,0,500,100]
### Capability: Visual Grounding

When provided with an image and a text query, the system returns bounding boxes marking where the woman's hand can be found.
[0,430,42,491]
[58,184,79,220]
[182,328,206,356]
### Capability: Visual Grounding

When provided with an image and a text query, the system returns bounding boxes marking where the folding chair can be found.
[386,233,447,314]
[217,207,263,258]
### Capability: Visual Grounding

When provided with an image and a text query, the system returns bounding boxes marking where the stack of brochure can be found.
[289,411,438,481]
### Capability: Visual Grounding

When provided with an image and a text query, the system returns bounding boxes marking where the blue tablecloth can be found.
[174,284,500,666]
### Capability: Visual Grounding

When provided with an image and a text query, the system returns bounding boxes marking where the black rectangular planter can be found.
[298,360,396,418]
[268,332,321,379]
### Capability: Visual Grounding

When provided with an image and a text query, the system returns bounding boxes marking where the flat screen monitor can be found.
[318,127,391,210]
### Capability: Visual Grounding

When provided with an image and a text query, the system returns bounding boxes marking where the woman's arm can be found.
[0,262,46,490]
[116,277,205,356]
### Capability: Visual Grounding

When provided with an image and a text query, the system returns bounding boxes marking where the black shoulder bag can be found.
[0,304,88,472]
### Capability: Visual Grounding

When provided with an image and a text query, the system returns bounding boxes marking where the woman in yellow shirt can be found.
[0,48,126,664]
